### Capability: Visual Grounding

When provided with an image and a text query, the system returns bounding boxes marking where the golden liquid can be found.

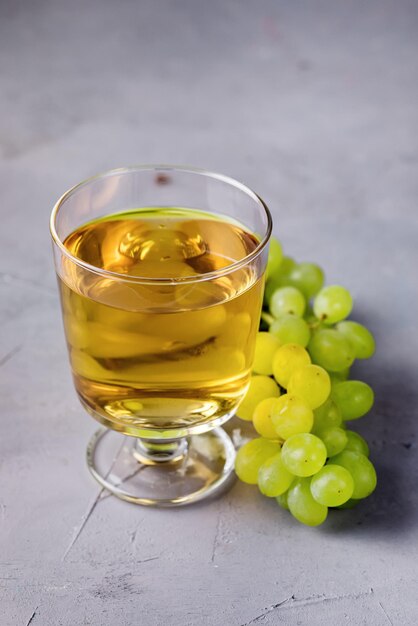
[59,208,264,437]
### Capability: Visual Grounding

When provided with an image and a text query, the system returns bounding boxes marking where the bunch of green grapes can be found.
[235,237,377,527]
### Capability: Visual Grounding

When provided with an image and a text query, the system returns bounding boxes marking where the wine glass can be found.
[50,165,272,506]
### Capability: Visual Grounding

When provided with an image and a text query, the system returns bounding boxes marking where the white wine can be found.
[59,208,264,436]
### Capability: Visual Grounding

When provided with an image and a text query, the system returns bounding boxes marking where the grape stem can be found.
[261,310,323,330]
[308,319,322,330]
[261,311,275,326]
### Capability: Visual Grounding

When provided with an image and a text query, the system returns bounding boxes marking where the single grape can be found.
[272,256,298,290]
[287,364,331,409]
[308,328,355,372]
[344,430,370,457]
[235,438,280,484]
[278,256,297,277]
[258,452,295,497]
[281,433,327,477]
[332,380,374,420]
[236,375,281,421]
[252,332,281,376]
[310,465,354,507]
[269,286,306,318]
[276,491,289,510]
[336,321,375,359]
[318,426,348,457]
[269,315,310,347]
[271,394,314,440]
[266,237,283,279]
[313,285,353,325]
[272,343,311,388]
[253,397,282,439]
[332,450,377,499]
[286,262,325,299]
[312,399,342,432]
[287,478,328,526]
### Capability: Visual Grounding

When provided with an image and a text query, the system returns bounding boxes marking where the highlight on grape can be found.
[234,236,377,527]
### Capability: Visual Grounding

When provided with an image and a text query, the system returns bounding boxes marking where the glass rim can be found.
[50,164,273,285]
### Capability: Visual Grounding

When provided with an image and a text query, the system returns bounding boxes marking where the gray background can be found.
[1,0,417,624]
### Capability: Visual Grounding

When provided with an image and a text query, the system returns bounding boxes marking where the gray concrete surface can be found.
[1,0,418,624]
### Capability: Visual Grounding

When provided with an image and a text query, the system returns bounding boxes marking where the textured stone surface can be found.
[1,0,418,624]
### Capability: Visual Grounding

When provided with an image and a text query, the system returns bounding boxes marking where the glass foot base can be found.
[86,427,236,507]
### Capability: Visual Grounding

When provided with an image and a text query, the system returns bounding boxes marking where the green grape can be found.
[287,478,328,526]
[286,262,325,299]
[269,315,310,347]
[253,397,282,439]
[266,237,283,279]
[336,321,376,359]
[332,450,377,499]
[272,343,311,388]
[236,375,281,421]
[272,256,298,289]
[318,426,348,457]
[281,433,327,477]
[269,286,306,318]
[279,256,297,275]
[344,430,370,457]
[308,328,355,372]
[235,438,280,484]
[271,394,313,440]
[313,285,353,325]
[287,364,331,409]
[258,452,295,497]
[252,332,281,376]
[312,399,342,432]
[310,465,354,507]
[276,492,289,510]
[332,381,374,420]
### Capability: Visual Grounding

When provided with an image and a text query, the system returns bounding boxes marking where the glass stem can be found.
[133,437,188,465]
